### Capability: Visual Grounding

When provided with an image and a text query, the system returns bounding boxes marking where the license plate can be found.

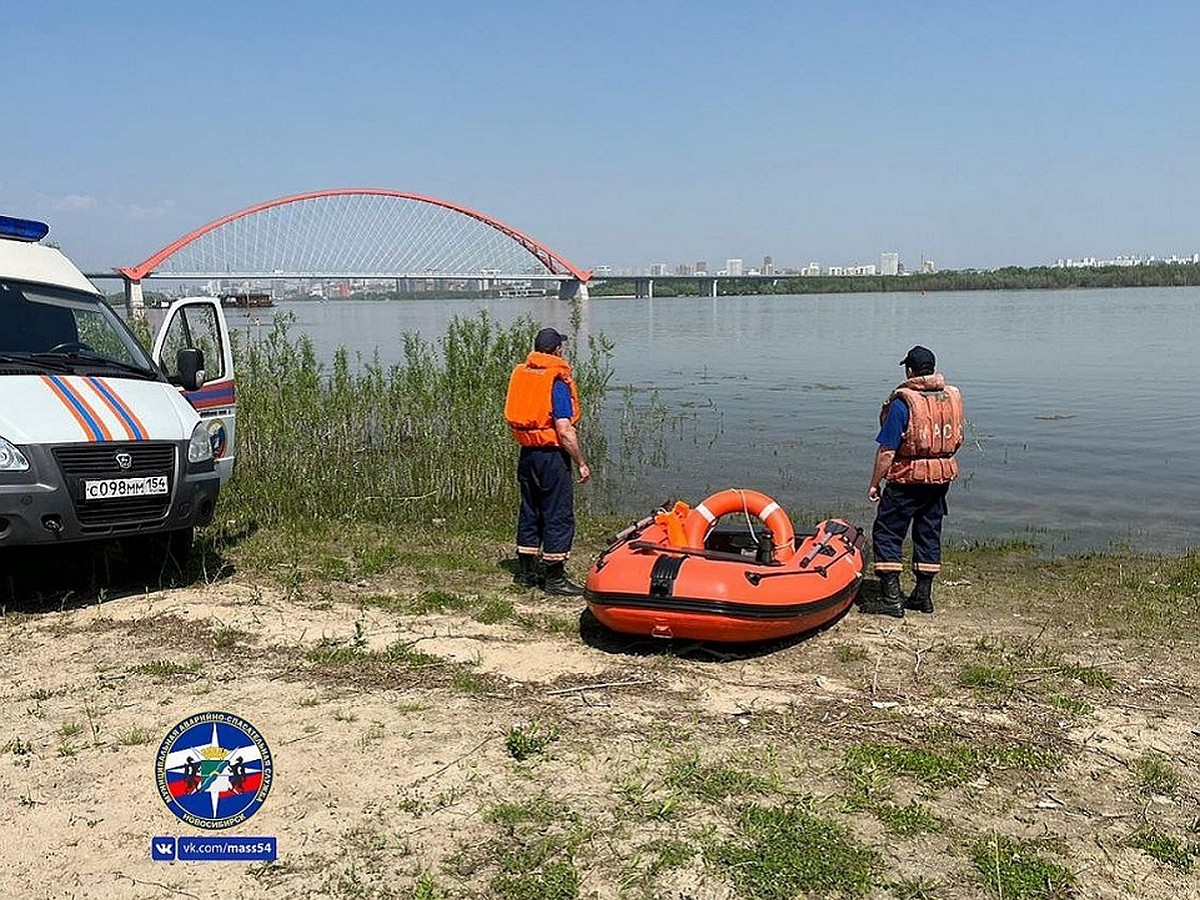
[83,475,169,501]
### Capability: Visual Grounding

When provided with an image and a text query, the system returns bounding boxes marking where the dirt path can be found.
[2,551,1197,899]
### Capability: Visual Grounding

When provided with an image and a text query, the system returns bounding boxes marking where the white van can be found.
[0,215,236,567]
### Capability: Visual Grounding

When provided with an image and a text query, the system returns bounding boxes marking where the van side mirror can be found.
[175,347,207,391]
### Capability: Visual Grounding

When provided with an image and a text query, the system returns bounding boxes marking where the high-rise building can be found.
[881,252,899,276]
[650,263,668,276]
[763,255,774,275]
[727,258,743,276]
[695,261,708,274]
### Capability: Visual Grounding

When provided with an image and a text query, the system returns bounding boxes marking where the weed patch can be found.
[129,659,201,678]
[506,721,559,761]
[708,803,877,899]
[1128,825,1197,871]
[481,797,589,900]
[971,833,1075,898]
[1134,752,1182,797]
[875,801,945,836]
[664,752,774,802]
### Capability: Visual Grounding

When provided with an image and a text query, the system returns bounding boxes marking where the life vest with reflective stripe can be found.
[880,373,964,484]
[504,352,580,448]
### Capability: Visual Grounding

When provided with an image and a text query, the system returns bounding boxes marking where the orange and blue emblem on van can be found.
[86,376,148,440]
[42,375,112,442]
[41,375,149,441]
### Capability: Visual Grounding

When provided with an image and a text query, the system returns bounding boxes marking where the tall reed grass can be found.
[220,311,613,534]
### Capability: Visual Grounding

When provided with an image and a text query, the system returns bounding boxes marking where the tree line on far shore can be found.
[589,262,1200,297]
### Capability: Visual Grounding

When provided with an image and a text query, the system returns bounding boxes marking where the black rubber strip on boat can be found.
[586,577,862,620]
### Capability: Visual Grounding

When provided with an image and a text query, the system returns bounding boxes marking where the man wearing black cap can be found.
[860,345,965,617]
[503,327,592,595]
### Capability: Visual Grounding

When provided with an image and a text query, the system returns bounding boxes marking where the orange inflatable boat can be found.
[585,489,865,643]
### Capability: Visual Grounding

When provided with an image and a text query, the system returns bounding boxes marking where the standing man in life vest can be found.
[860,345,964,618]
[504,327,592,595]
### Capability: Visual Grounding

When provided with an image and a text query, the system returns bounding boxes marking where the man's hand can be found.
[578,463,592,484]
[867,484,881,503]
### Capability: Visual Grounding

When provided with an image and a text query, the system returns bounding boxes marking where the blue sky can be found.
[5,0,1198,273]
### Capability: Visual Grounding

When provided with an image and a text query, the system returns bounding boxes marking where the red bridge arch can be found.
[118,188,591,283]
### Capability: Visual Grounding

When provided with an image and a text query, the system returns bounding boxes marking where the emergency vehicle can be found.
[0,215,236,568]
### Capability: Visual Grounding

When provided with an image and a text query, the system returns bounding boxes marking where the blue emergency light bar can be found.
[0,215,51,242]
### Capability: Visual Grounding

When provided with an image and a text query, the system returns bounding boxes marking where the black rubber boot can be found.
[859,572,904,618]
[514,553,539,588]
[543,561,585,597]
[904,573,935,614]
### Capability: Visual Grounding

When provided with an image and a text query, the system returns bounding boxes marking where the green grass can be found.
[708,803,877,899]
[218,311,613,536]
[129,659,201,677]
[483,797,588,900]
[663,752,774,802]
[875,801,945,836]
[958,664,1017,694]
[505,721,559,761]
[1128,825,1197,871]
[474,597,516,625]
[305,638,442,668]
[1134,752,1182,797]
[843,739,1059,793]
[118,727,154,746]
[844,741,977,788]
[408,590,472,614]
[971,834,1075,898]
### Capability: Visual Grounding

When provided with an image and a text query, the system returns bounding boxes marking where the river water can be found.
[230,288,1200,555]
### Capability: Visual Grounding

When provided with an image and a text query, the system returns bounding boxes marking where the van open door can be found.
[151,298,237,484]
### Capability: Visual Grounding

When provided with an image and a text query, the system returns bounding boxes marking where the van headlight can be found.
[188,422,214,464]
[0,437,30,471]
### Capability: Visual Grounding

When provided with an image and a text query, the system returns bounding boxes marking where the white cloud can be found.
[49,193,98,212]
[123,199,177,220]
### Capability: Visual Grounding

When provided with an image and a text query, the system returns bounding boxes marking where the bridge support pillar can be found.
[634,278,655,299]
[123,277,146,321]
[700,277,717,297]
[558,278,589,301]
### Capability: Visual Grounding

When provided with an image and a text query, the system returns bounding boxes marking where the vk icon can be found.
[151,836,177,861]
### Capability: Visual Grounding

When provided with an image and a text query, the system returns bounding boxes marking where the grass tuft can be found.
[505,721,559,761]
[1128,825,1196,871]
[129,659,201,677]
[875,801,945,836]
[708,803,877,899]
[971,833,1075,898]
[664,752,773,801]
[1133,752,1182,797]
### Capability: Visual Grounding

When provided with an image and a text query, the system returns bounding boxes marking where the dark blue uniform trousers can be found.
[516,447,576,560]
[871,482,950,575]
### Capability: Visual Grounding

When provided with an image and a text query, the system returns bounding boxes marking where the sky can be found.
[4,0,1199,274]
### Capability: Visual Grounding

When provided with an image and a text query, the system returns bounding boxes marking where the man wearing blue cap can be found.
[860,345,965,617]
[503,327,592,595]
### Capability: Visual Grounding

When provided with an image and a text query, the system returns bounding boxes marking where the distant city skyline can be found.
[6,2,1199,274]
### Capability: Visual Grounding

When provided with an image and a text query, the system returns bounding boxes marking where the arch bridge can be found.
[112,189,591,310]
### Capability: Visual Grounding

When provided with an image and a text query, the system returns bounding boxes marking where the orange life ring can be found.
[682,488,796,561]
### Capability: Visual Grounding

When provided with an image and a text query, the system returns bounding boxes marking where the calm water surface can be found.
[234,288,1200,555]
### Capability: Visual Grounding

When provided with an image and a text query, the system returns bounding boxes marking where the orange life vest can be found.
[880,373,964,484]
[504,351,581,448]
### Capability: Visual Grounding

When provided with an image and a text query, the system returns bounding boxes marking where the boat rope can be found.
[737,489,761,546]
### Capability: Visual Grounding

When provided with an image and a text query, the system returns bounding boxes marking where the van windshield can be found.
[0,279,160,378]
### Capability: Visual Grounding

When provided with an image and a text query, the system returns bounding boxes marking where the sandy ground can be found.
[2,551,1198,900]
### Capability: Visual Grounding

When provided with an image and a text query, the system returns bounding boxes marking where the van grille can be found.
[53,442,177,528]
